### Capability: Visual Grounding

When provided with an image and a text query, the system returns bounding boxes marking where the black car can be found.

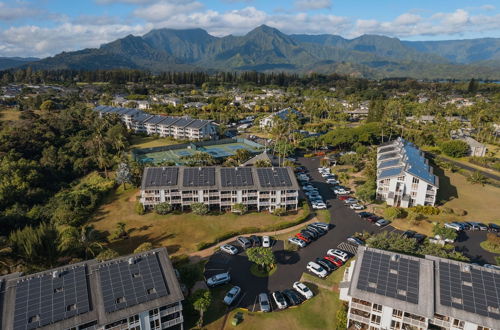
[456,222,471,230]
[307,225,326,236]
[282,289,302,306]
[477,223,488,231]
[250,235,261,247]
[300,230,316,241]
[488,223,500,232]
[402,230,416,239]
[319,258,338,272]
[358,212,373,218]
[315,258,334,272]
[412,233,426,243]
[302,229,318,239]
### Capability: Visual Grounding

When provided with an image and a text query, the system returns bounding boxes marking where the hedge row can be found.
[196,203,311,251]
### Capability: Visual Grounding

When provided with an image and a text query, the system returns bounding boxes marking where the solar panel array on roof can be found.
[13,266,90,330]
[378,166,404,179]
[220,167,254,187]
[379,146,397,153]
[378,152,399,161]
[378,159,401,169]
[439,262,500,320]
[403,142,436,184]
[357,250,420,304]
[99,254,169,313]
[256,168,292,188]
[183,167,216,187]
[144,168,178,187]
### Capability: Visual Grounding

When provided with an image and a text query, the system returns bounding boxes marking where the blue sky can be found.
[0,0,499,57]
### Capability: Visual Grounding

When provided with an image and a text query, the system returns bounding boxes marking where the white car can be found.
[272,291,288,309]
[288,237,307,248]
[220,244,238,255]
[350,203,365,210]
[344,198,358,204]
[444,223,462,231]
[326,179,339,185]
[262,236,271,248]
[311,222,329,230]
[223,286,241,305]
[206,272,231,287]
[321,172,332,178]
[312,202,327,209]
[293,281,314,300]
[334,188,350,195]
[307,261,328,278]
[327,249,349,262]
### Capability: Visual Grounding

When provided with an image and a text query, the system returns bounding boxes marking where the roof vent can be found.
[52,271,59,278]
[391,255,399,262]
[463,265,471,273]
[128,257,135,265]
[198,167,202,171]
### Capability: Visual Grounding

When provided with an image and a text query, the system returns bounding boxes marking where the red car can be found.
[324,255,343,267]
[338,195,351,201]
[367,215,381,223]
[295,233,311,243]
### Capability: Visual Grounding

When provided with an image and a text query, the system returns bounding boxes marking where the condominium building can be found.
[376,137,439,208]
[340,246,500,330]
[140,166,299,212]
[93,106,217,140]
[0,248,184,330]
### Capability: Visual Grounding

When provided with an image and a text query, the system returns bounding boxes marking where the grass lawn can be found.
[91,187,307,256]
[129,135,180,150]
[0,109,21,121]
[480,241,500,254]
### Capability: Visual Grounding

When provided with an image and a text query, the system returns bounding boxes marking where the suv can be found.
[488,223,500,232]
[283,289,302,306]
[237,236,252,249]
[293,282,314,300]
[259,293,271,312]
[206,272,231,287]
[444,222,463,231]
[223,286,241,305]
[327,249,349,262]
[272,291,288,309]
[307,261,328,278]
[311,222,330,231]
[250,235,261,247]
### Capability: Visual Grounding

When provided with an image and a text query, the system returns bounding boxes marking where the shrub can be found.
[135,201,145,215]
[384,207,406,220]
[407,210,425,221]
[154,202,173,215]
[409,205,440,215]
[441,207,454,214]
[440,140,470,158]
[304,153,314,158]
[96,248,119,261]
[232,203,247,215]
[191,202,209,215]
[454,208,467,216]
[134,242,153,253]
[273,207,287,216]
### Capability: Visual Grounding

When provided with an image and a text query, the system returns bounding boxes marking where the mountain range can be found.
[5,25,500,79]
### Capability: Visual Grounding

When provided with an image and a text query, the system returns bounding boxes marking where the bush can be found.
[273,207,287,216]
[304,153,315,158]
[135,201,145,215]
[154,202,173,215]
[407,210,425,221]
[440,140,470,158]
[96,248,119,261]
[191,202,209,215]
[134,242,153,253]
[232,203,247,215]
[454,208,467,216]
[384,207,406,220]
[441,207,454,214]
[409,205,440,215]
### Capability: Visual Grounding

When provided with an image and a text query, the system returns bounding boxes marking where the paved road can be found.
[435,155,500,181]
[204,155,395,309]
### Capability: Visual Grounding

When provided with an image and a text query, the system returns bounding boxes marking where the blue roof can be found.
[401,140,436,185]
[378,152,399,161]
[379,159,400,169]
[378,167,404,179]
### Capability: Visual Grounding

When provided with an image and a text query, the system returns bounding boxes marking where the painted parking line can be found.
[204,268,227,272]
[235,292,247,308]
[251,295,258,312]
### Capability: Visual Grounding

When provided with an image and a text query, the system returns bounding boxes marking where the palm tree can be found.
[58,225,105,259]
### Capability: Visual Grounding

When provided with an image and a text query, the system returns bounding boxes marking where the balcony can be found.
[349,313,370,325]
[161,315,184,329]
[429,318,450,328]
[351,302,372,313]
[402,316,427,328]
[160,303,183,317]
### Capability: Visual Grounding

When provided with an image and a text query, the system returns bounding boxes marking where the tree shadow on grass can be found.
[106,232,176,255]
[432,162,458,204]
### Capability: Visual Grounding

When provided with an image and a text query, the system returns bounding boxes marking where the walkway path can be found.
[188,216,318,259]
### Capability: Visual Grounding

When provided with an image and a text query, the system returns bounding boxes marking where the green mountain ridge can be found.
[9,25,500,79]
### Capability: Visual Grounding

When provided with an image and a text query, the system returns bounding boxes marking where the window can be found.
[397,176,405,181]
[390,320,401,329]
[372,304,382,312]
[453,319,465,329]
[412,177,419,184]
[392,309,403,318]
[371,314,381,325]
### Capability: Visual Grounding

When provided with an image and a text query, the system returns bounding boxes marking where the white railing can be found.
[403,316,427,328]
[349,313,370,325]
[351,302,372,313]
[160,304,183,317]
[161,315,183,329]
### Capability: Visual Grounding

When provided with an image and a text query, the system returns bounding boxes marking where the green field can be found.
[0,109,21,121]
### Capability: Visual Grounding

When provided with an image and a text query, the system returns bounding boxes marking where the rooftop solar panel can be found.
[220,167,254,187]
[12,265,90,330]
[356,250,420,304]
[144,167,179,187]
[256,168,292,188]
[183,167,216,187]
[98,253,169,313]
[438,261,500,320]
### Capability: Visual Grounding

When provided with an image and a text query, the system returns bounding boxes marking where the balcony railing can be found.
[349,313,370,325]
[351,302,372,313]
[161,315,184,329]
[429,318,450,327]
[160,303,183,317]
[402,316,427,328]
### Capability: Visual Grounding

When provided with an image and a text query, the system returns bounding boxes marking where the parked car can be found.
[456,222,471,230]
[315,258,334,272]
[220,244,238,255]
[307,261,328,278]
[250,235,261,247]
[311,222,330,231]
[223,286,241,305]
[347,237,365,246]
[444,222,463,231]
[488,223,500,232]
[206,272,231,287]
[327,249,349,262]
[484,264,500,271]
[300,230,316,241]
[237,236,252,249]
[412,233,426,243]
[259,293,271,312]
[358,211,373,218]
[350,203,365,210]
[326,178,339,185]
[312,202,327,209]
[402,230,416,239]
[282,289,302,306]
[477,223,488,231]
[307,225,326,236]
[262,236,271,248]
[288,237,307,247]
[375,219,391,227]
[337,195,351,201]
[334,188,350,195]
[293,282,314,300]
[344,198,358,204]
[367,215,381,223]
[272,291,288,309]
[296,233,311,243]
[466,222,480,231]
[324,255,343,267]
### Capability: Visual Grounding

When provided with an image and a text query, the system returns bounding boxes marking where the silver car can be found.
[220,244,238,255]
[223,286,241,305]
[259,293,271,312]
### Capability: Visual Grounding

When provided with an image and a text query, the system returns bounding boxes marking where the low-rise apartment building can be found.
[340,246,499,330]
[140,166,299,212]
[376,137,439,207]
[0,248,184,330]
[93,106,217,140]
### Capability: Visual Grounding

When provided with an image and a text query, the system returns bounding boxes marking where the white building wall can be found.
[380,306,394,329]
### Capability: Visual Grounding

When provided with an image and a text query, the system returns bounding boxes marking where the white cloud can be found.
[480,4,495,11]
[133,0,204,21]
[294,0,331,11]
[0,1,45,21]
[394,13,421,25]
